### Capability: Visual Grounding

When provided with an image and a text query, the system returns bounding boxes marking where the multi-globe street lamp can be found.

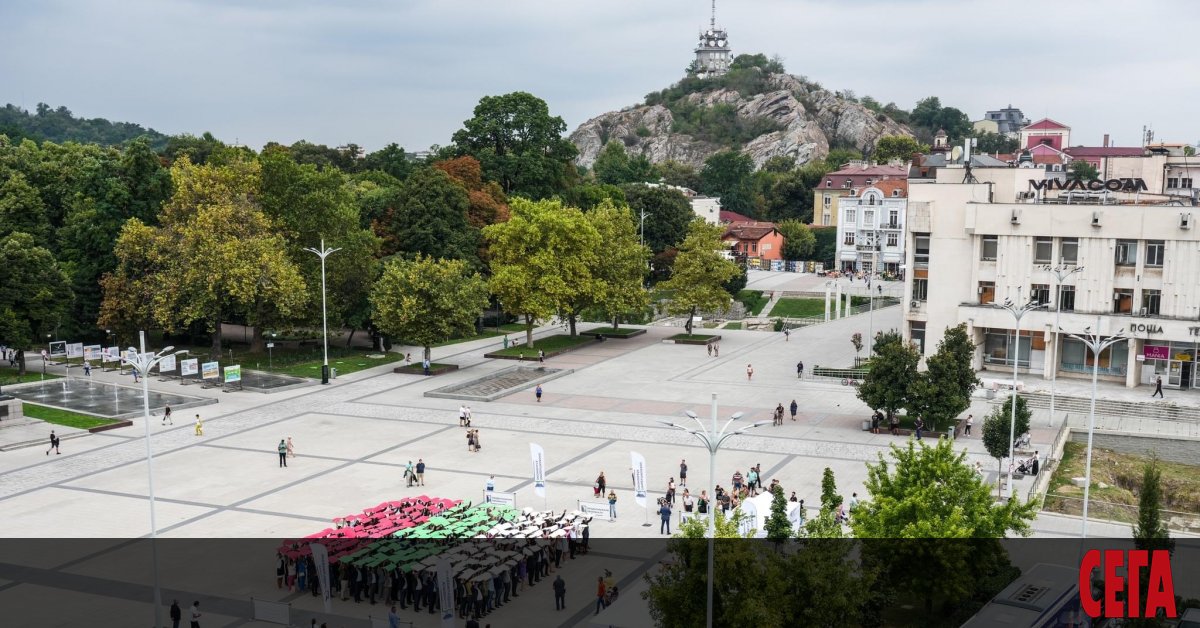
[1041,263,1085,427]
[993,289,1046,497]
[303,239,340,384]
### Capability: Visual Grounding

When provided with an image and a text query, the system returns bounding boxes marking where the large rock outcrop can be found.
[570,71,911,171]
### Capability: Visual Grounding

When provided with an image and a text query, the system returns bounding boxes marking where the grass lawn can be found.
[724,322,742,330]
[736,290,769,316]
[490,334,595,357]
[23,403,117,430]
[0,366,62,385]
[430,330,503,347]
[669,333,717,341]
[769,298,827,318]
[1044,442,1200,526]
[585,327,643,336]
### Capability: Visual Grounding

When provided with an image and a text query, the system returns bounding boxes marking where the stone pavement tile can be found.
[543,394,626,412]
[161,507,321,538]
[207,412,449,462]
[0,583,235,628]
[8,486,214,538]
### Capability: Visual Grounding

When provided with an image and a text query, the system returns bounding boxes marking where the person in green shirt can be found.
[278,439,288,468]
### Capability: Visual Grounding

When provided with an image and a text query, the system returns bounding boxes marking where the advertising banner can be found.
[83,345,102,362]
[484,491,516,507]
[577,501,610,519]
[103,346,120,363]
[630,451,648,508]
[49,341,67,358]
[223,365,242,383]
[308,542,332,613]
[530,443,546,498]
[158,354,177,374]
[739,500,758,537]
[1144,345,1170,360]
[437,558,455,628]
[180,358,199,377]
[66,343,84,358]
[201,361,219,380]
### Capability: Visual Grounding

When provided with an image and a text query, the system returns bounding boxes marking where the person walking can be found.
[594,577,606,615]
[553,574,566,611]
[746,363,754,381]
[913,417,924,441]
[706,343,712,357]
[607,490,617,521]
[797,360,804,379]
[422,358,431,376]
[465,406,472,426]
[713,343,719,357]
[658,501,673,535]
[889,412,900,436]
[1153,375,1164,398]
[46,430,60,455]
[194,414,204,436]
[502,335,509,349]
[83,361,91,376]
[473,429,482,451]
[538,349,545,363]
[286,436,294,459]
[170,599,182,628]
[789,399,798,421]
[459,405,468,426]
[666,478,676,504]
[278,439,288,467]
[132,367,140,383]
[189,601,202,628]
[486,475,495,492]
[535,385,543,403]
[784,327,790,342]
[405,461,415,487]
[415,459,426,486]
[388,605,401,628]
[679,459,687,488]
[163,404,173,425]
[467,430,476,452]
[774,403,784,426]
[596,471,606,495]
[964,414,973,437]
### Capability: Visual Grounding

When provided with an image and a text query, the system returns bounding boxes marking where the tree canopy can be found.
[620,183,694,254]
[657,220,739,334]
[699,150,755,216]
[0,232,73,373]
[370,255,488,362]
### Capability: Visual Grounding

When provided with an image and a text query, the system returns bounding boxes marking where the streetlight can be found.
[658,393,768,628]
[1041,264,1085,427]
[303,239,341,384]
[121,332,185,628]
[267,332,277,371]
[993,288,1046,497]
[1060,317,1126,538]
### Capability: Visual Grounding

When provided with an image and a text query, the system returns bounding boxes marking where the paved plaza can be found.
[1,293,1196,626]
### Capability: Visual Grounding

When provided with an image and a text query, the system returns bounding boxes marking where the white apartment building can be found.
[834,181,907,276]
[637,183,721,224]
[904,165,1200,390]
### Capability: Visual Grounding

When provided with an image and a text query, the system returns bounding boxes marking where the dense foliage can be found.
[0,103,171,149]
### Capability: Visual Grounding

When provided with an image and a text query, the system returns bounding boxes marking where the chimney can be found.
[1103,134,1110,147]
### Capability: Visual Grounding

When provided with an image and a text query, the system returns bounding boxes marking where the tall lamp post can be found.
[1060,317,1126,538]
[1041,263,1085,427]
[303,239,340,384]
[659,393,769,628]
[994,288,1046,497]
[121,332,185,628]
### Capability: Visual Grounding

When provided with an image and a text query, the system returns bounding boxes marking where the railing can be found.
[982,355,1030,368]
[1060,362,1127,376]
[811,366,869,381]
[1043,494,1200,533]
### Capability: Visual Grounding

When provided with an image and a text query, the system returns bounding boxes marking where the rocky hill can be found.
[570,71,911,171]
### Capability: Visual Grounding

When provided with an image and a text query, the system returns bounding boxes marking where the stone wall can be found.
[1070,430,1200,466]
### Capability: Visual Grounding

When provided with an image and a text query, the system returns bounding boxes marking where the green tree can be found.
[451,92,578,199]
[699,150,756,216]
[0,172,51,241]
[558,182,625,211]
[592,141,643,185]
[776,219,815,260]
[857,335,920,420]
[981,396,1031,497]
[824,147,861,171]
[764,484,793,543]
[0,232,73,374]
[907,324,979,432]
[483,198,600,346]
[370,255,488,363]
[1069,159,1100,181]
[621,183,694,253]
[1133,457,1174,556]
[910,97,943,130]
[585,201,649,329]
[972,131,1019,154]
[362,142,414,180]
[820,467,842,511]
[381,167,477,263]
[653,160,701,191]
[873,135,927,162]
[656,220,739,334]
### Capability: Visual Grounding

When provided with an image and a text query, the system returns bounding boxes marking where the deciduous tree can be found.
[857,334,919,421]
[0,232,73,374]
[621,183,694,254]
[777,219,816,260]
[873,135,927,163]
[981,396,1031,497]
[699,150,755,216]
[370,255,488,363]
[907,323,979,432]
[585,201,649,329]
[656,220,738,334]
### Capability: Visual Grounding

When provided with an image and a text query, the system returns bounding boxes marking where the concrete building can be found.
[723,221,784,265]
[814,162,907,227]
[903,165,1200,391]
[975,105,1029,137]
[833,180,908,277]
[690,1,731,78]
[1019,118,1071,151]
[637,183,722,224]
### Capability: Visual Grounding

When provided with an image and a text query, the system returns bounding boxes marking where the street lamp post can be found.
[303,239,341,384]
[1041,263,1085,427]
[267,332,277,371]
[121,332,185,628]
[994,288,1046,498]
[659,393,769,628]
[1060,317,1126,538]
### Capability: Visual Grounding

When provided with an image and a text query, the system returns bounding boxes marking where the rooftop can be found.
[719,210,753,223]
[1063,146,1145,158]
[724,221,779,240]
[1022,118,1070,131]
[826,163,908,177]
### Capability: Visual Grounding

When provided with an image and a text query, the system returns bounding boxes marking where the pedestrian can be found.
[747,467,759,497]
[503,335,510,349]
[286,436,294,459]
[535,385,543,402]
[774,403,784,426]
[553,574,566,610]
[163,404,173,425]
[473,429,482,451]
[405,461,415,487]
[706,343,712,357]
[486,475,495,492]
[658,500,672,534]
[83,361,91,376]
[666,477,676,504]
[713,343,719,357]
[682,489,693,512]
[964,414,973,436]
[422,358,431,376]
[467,430,476,452]
[278,439,288,467]
[594,577,606,615]
[170,599,182,628]
[914,417,924,441]
[789,399,798,421]
[789,491,798,503]
[465,406,473,426]
[1153,375,1164,398]
[848,492,859,517]
[415,459,426,486]
[405,353,411,364]
[194,414,204,436]
[784,327,790,342]
[388,604,401,628]
[746,363,753,381]
[1030,452,1040,475]
[459,405,468,426]
[607,490,617,521]
[190,601,201,628]
[538,349,545,363]
[797,360,804,379]
[679,459,687,488]
[46,430,60,455]
[133,367,140,383]
[596,471,606,495]
[889,412,899,436]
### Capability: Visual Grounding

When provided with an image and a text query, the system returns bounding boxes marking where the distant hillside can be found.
[570,55,913,171]
[0,103,171,149]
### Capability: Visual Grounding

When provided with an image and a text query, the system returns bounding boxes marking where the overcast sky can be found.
[3,0,1196,152]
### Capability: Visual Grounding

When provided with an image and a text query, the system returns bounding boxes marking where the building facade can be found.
[691,3,731,78]
[904,166,1200,390]
[814,163,907,227]
[834,181,908,277]
[976,105,1029,137]
[1019,118,1071,151]
[723,221,784,264]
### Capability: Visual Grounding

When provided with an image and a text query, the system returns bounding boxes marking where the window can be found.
[892,188,901,197]
[1184,178,1194,188]
[845,209,856,224]
[1114,289,1134,314]
[1115,240,1138,266]
[1030,283,1051,305]
[888,210,899,227]
[751,242,757,253]
[981,236,998,261]
[914,234,930,269]
[823,194,831,207]
[1058,285,1076,312]
[1142,289,1161,316]
[843,232,856,246]
[1034,238,1053,264]
[984,329,1031,367]
[844,179,852,188]
[864,210,874,226]
[1146,240,1165,267]
[910,322,926,354]
[822,212,831,225]
[1060,238,1079,265]
[978,281,995,305]
[886,232,898,247]
[1168,177,1180,189]
[912,278,928,302]
[825,179,833,188]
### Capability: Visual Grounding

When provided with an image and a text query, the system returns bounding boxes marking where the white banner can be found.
[103,346,120,363]
[66,342,84,358]
[787,503,805,531]
[180,358,199,376]
[577,501,610,519]
[437,557,455,628]
[530,442,546,498]
[738,501,758,538]
[123,349,138,365]
[158,354,177,374]
[484,491,516,507]
[83,345,102,361]
[308,542,332,613]
[630,451,648,509]
[49,341,67,358]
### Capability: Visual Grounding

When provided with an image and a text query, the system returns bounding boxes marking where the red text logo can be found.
[1079,549,1176,619]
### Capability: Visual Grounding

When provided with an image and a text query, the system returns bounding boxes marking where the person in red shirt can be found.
[595,576,606,615]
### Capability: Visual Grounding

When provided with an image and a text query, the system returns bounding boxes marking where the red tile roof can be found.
[1063,146,1145,158]
[1032,154,1065,165]
[826,164,908,177]
[865,180,908,198]
[719,210,753,223]
[724,221,779,241]
[1023,118,1070,131]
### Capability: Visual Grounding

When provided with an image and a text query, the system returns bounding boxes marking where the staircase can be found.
[992,390,1200,423]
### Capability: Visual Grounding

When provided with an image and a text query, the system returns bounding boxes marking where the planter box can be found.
[580,328,646,339]
[484,335,598,361]
[394,363,460,376]
[666,334,721,346]
[89,420,132,433]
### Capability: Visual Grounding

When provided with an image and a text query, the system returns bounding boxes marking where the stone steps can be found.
[991,390,1200,423]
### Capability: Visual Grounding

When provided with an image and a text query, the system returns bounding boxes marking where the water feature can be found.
[5,379,210,418]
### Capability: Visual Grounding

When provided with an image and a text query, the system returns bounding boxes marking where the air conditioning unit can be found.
[1182,213,1192,230]
[1010,209,1021,224]
[910,300,918,310]
[1091,211,1102,227]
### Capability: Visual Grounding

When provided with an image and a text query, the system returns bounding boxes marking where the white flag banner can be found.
[158,354,177,374]
[530,442,546,498]
[630,451,648,508]
[308,542,332,613]
[437,557,455,628]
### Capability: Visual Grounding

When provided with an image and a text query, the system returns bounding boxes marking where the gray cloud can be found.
[2,0,1195,151]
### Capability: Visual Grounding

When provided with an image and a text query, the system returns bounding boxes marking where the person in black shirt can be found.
[170,600,182,628]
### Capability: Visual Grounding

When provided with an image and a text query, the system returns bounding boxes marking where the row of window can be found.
[972,282,1162,315]
[1166,177,1194,189]
[843,209,901,226]
[978,236,1164,268]
[843,232,900,247]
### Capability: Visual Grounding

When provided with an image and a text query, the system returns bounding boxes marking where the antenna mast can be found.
[711,0,716,30]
